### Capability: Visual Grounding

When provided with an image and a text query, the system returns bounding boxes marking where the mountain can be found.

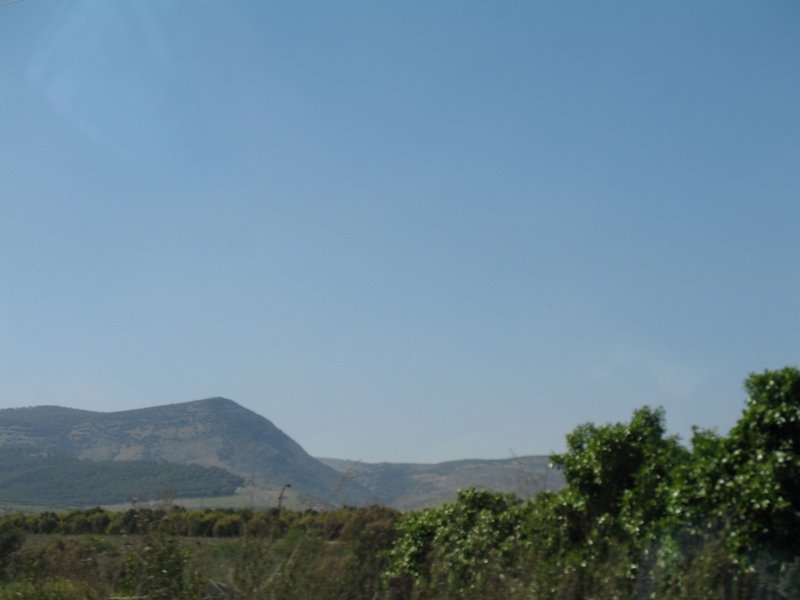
[0,399,371,506]
[317,455,565,510]
[0,399,563,510]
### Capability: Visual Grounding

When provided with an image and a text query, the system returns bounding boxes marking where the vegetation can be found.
[0,448,244,506]
[0,505,400,599]
[384,366,800,599]
[0,367,796,598]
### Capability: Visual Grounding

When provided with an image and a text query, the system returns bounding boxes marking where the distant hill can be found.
[317,455,565,510]
[0,399,372,506]
[0,447,243,507]
[0,399,563,510]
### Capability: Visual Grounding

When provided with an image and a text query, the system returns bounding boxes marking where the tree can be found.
[384,488,527,596]
[673,367,800,555]
[0,521,24,578]
[550,406,689,543]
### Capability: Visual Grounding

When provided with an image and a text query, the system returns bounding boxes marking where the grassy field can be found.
[0,482,321,515]
[0,506,398,600]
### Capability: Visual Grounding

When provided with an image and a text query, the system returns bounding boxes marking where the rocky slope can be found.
[0,399,371,506]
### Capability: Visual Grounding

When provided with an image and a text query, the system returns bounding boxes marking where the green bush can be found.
[117,532,202,600]
[0,579,102,600]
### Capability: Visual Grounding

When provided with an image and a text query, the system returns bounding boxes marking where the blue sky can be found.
[1,1,798,463]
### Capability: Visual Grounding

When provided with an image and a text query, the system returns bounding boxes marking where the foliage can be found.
[550,406,689,540]
[6,535,118,591]
[118,532,203,600]
[383,367,800,599]
[0,523,24,580]
[385,488,530,598]
[0,447,244,506]
[670,367,800,556]
[0,504,398,599]
[0,579,103,600]
[506,406,685,598]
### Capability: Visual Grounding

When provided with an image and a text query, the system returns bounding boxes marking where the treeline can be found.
[0,504,386,539]
[0,448,244,506]
[0,367,797,599]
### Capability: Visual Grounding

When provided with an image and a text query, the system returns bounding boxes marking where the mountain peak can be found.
[192,396,236,404]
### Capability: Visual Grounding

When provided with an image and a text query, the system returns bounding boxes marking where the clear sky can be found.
[1,1,798,463]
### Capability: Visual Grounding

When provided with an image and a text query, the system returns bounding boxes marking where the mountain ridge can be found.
[0,398,372,506]
[317,455,564,509]
[0,399,562,509]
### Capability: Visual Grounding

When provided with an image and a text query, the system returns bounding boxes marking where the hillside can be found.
[0,447,243,507]
[0,399,371,506]
[318,455,565,509]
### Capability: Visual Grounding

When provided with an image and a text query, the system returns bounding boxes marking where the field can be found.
[0,505,398,600]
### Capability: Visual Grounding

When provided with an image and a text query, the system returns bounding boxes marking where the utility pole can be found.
[277,483,292,510]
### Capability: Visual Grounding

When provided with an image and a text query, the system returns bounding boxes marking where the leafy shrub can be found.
[0,579,102,600]
[117,532,202,600]
[385,488,529,598]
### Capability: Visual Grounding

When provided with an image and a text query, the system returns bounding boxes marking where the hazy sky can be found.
[1,1,798,463]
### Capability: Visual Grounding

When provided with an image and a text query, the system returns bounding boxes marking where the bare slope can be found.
[0,399,370,506]
[317,456,565,510]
